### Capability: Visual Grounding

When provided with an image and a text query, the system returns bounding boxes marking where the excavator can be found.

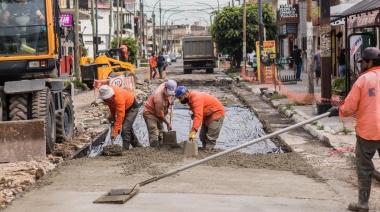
[0,0,74,162]
[80,48,136,89]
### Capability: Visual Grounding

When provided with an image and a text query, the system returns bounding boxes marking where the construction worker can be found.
[119,45,128,62]
[149,52,157,80]
[328,47,380,212]
[143,80,177,147]
[98,85,142,150]
[175,86,225,150]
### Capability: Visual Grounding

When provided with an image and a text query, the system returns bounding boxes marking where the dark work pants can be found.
[355,135,380,178]
[121,107,139,149]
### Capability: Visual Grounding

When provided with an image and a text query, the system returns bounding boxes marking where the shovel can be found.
[162,103,177,145]
[94,112,330,204]
[183,112,198,156]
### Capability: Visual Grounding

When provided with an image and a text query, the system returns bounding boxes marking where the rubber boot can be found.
[150,140,159,148]
[348,177,371,212]
[130,133,143,148]
[123,140,130,150]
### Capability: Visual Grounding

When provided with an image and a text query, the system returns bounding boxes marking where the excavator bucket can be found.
[0,119,46,162]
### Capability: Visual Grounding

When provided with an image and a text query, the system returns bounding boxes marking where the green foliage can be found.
[82,47,89,57]
[270,93,287,100]
[317,125,325,130]
[211,3,277,67]
[111,36,138,63]
[64,80,87,90]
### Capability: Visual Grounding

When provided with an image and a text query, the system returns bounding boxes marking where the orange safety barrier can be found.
[93,76,136,99]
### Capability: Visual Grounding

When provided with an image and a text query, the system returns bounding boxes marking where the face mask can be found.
[180,98,189,104]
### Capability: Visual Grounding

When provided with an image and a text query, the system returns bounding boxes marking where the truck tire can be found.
[206,68,214,74]
[184,69,192,74]
[9,94,28,120]
[32,88,56,154]
[56,94,74,143]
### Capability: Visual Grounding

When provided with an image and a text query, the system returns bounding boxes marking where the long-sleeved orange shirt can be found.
[149,56,157,67]
[106,85,135,136]
[143,83,172,121]
[188,91,225,132]
[339,66,380,140]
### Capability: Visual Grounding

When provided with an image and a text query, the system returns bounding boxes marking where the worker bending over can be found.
[99,85,142,150]
[143,80,177,147]
[175,86,225,150]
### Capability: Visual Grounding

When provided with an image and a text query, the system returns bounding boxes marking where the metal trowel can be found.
[163,103,177,145]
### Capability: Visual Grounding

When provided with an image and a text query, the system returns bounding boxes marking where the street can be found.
[2,62,379,211]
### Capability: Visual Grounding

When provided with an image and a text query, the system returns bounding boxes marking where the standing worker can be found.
[313,46,321,86]
[143,80,177,147]
[98,85,142,150]
[175,86,225,151]
[68,52,73,76]
[149,52,157,80]
[156,52,166,79]
[328,47,380,212]
[119,44,129,62]
[291,45,303,81]
[337,49,347,78]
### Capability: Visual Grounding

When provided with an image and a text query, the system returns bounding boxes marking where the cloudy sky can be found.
[142,0,240,26]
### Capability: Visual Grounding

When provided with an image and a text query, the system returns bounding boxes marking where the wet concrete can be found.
[133,105,281,154]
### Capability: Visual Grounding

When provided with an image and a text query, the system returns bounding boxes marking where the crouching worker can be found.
[99,85,142,150]
[143,80,177,147]
[175,86,225,150]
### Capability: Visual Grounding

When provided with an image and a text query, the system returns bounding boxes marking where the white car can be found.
[163,55,171,65]
[175,53,182,59]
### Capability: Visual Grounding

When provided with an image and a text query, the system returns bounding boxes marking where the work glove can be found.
[189,131,196,140]
[167,123,172,131]
[328,107,339,117]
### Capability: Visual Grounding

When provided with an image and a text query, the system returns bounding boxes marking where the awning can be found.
[332,0,380,20]
[330,3,357,25]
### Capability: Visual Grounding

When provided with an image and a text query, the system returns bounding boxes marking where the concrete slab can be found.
[6,191,344,212]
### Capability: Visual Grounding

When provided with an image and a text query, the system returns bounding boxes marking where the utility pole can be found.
[95,0,99,56]
[166,22,168,53]
[116,0,120,48]
[318,0,332,113]
[242,0,246,72]
[142,2,145,58]
[108,0,113,48]
[91,0,96,58]
[139,0,143,57]
[153,13,156,55]
[74,0,80,79]
[258,0,264,83]
[306,0,314,95]
[159,2,162,53]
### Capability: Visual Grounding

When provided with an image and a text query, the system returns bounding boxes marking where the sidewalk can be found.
[240,66,380,173]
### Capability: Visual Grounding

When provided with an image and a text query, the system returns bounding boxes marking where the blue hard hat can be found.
[175,86,188,98]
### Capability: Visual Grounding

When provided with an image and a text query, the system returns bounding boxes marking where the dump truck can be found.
[80,48,135,89]
[182,36,216,74]
[0,0,74,162]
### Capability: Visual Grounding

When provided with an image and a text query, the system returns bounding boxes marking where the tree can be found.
[211,3,277,68]
[111,35,138,64]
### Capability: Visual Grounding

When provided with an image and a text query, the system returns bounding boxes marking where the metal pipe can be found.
[140,112,331,186]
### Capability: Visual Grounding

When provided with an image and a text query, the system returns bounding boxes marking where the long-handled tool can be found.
[162,103,177,145]
[93,112,330,204]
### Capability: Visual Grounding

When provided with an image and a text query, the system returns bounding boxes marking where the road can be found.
[3,60,377,211]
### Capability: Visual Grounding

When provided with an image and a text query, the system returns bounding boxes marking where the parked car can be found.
[169,53,176,62]
[219,54,229,61]
[176,53,182,59]
[163,55,171,65]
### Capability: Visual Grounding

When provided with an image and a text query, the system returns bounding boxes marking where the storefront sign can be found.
[348,12,379,29]
[277,4,299,25]
[350,35,362,61]
[279,4,298,18]
[59,14,73,27]
[256,41,277,84]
